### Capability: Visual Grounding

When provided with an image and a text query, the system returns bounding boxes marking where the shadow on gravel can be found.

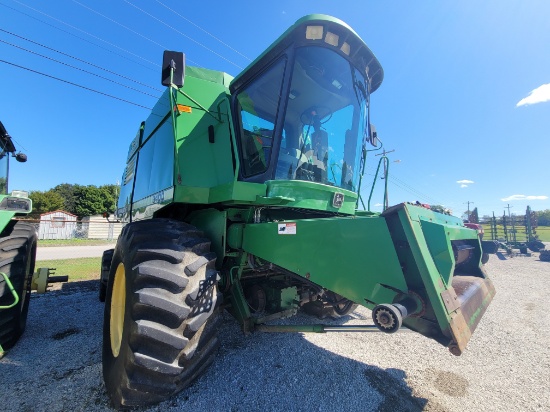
[46,279,100,295]
[157,311,441,412]
[4,288,438,412]
[496,252,508,260]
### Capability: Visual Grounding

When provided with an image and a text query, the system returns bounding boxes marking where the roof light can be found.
[332,80,342,89]
[10,190,28,198]
[325,31,339,47]
[340,42,350,55]
[306,26,323,40]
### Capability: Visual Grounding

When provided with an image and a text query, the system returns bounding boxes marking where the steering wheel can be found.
[300,106,333,126]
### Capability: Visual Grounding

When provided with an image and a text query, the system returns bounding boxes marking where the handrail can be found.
[0,272,19,310]
[367,155,389,211]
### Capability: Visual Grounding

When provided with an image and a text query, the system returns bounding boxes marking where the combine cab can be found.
[100,15,495,408]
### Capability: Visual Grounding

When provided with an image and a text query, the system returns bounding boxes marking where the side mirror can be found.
[368,124,378,147]
[15,152,27,163]
[162,51,185,87]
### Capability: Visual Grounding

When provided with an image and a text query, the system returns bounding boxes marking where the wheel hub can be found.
[110,263,126,357]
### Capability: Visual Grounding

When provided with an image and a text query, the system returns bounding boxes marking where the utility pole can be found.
[464,201,474,220]
[376,149,395,210]
[505,204,513,218]
[505,204,517,244]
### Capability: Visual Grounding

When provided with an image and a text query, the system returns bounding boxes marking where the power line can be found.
[0,39,161,99]
[122,0,244,70]
[70,0,204,67]
[0,59,153,110]
[363,167,442,205]
[367,164,441,204]
[0,28,163,93]
[9,0,159,68]
[155,0,252,62]
[71,0,166,48]
[388,174,442,204]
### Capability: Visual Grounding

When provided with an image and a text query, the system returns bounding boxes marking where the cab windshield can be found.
[276,46,369,191]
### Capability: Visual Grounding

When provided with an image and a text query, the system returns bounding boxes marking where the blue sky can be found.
[1,0,549,218]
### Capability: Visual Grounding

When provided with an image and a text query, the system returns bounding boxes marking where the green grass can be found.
[35,257,101,282]
[481,225,550,242]
[38,239,116,247]
[536,229,550,242]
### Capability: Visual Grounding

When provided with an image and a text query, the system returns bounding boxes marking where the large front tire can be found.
[0,221,37,350]
[98,248,114,302]
[102,219,220,408]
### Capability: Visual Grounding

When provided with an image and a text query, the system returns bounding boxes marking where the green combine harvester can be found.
[0,122,67,358]
[0,121,35,356]
[100,15,496,408]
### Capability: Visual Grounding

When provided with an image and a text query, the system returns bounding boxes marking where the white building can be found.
[81,215,123,240]
[38,210,77,240]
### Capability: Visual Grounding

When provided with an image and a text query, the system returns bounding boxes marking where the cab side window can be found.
[236,59,286,177]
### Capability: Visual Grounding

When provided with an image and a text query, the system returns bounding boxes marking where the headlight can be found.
[0,196,31,212]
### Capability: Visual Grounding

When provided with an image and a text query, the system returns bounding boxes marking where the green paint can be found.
[0,272,19,309]
[241,215,406,306]
[112,14,495,355]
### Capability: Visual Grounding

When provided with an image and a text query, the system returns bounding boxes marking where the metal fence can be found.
[19,219,124,241]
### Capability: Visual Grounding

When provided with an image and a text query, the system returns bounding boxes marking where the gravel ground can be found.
[1,250,549,412]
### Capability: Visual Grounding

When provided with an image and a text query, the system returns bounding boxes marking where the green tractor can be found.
[0,121,37,356]
[100,15,495,408]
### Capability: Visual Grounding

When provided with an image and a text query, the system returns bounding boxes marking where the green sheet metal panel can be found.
[188,208,227,270]
[266,180,358,215]
[241,215,407,306]
[0,209,16,233]
[384,204,453,327]
[175,77,233,189]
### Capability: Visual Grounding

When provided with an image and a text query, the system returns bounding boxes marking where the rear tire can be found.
[98,249,114,302]
[102,219,220,408]
[0,221,37,350]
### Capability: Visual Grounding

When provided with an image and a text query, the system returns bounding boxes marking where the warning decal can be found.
[278,222,296,235]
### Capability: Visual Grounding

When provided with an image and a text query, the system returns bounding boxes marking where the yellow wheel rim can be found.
[110,262,126,358]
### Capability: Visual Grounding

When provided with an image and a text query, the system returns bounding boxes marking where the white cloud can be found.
[374,203,383,207]
[501,194,549,201]
[457,179,474,188]
[516,83,550,107]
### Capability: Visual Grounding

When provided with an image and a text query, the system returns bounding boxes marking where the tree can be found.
[468,207,479,223]
[72,184,117,218]
[100,184,119,213]
[537,209,550,226]
[29,190,64,218]
[73,185,114,218]
[480,214,491,224]
[51,183,83,215]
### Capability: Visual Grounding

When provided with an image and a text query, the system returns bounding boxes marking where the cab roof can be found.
[230,14,383,94]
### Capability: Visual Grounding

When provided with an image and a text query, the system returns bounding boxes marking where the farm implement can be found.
[98,15,495,407]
